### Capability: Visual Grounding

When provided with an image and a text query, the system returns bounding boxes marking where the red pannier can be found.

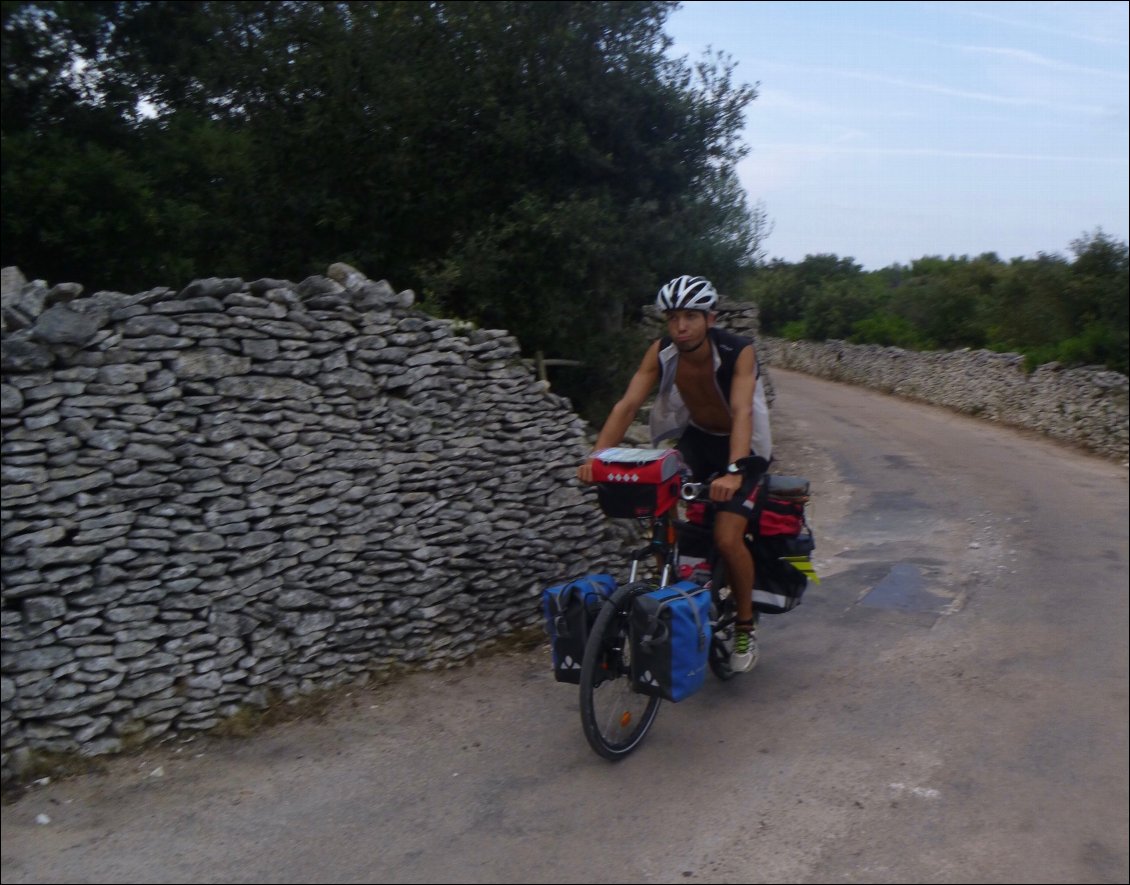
[752,475,810,538]
[592,448,685,518]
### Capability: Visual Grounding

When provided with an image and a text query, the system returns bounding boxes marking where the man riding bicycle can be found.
[577,275,773,673]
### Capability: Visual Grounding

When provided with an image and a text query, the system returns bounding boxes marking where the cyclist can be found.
[577,274,772,672]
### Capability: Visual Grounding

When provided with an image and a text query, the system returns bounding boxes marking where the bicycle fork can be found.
[628,518,677,585]
[627,551,671,585]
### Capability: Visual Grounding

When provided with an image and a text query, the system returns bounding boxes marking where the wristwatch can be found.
[726,461,742,475]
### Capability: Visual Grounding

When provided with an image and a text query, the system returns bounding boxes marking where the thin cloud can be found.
[757,143,1128,164]
[816,26,1127,80]
[957,44,1129,79]
[754,60,1116,115]
[942,4,1130,49]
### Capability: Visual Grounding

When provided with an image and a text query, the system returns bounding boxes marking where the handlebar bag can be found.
[542,573,617,684]
[629,581,712,702]
[592,447,685,518]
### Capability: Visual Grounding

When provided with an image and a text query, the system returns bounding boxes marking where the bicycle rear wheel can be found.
[708,559,737,681]
[579,585,660,760]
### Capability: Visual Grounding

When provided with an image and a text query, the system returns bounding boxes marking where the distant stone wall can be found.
[756,336,1127,461]
[0,264,622,784]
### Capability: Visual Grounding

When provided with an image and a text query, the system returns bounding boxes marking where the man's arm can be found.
[710,344,757,502]
[577,340,661,483]
[726,345,757,465]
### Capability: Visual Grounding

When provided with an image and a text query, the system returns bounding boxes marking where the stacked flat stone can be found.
[0,264,623,783]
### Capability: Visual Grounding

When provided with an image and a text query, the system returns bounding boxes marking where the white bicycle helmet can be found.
[656,275,718,311]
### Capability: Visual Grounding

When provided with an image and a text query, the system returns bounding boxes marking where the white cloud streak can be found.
[956,44,1129,79]
[940,3,1130,49]
[754,60,1118,116]
[755,143,1128,164]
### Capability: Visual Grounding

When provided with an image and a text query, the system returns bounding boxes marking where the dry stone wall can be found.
[0,264,622,784]
[755,336,1128,461]
[3,274,1125,783]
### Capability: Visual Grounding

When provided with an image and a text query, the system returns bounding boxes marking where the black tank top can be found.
[657,327,752,399]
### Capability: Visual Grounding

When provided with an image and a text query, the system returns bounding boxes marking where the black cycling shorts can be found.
[675,424,766,517]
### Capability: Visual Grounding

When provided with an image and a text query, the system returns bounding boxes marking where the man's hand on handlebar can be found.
[709,473,743,503]
[577,459,595,484]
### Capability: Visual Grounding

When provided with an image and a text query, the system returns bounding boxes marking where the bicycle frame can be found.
[625,510,681,586]
[579,453,816,759]
[578,496,738,759]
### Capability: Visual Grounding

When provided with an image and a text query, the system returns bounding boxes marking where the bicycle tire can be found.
[708,559,737,681]
[579,585,661,760]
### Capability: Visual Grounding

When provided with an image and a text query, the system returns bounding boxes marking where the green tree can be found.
[749,241,1125,375]
[1061,230,1129,373]
[802,273,885,342]
[744,253,863,336]
[886,254,1003,350]
[986,253,1073,366]
[3,0,766,419]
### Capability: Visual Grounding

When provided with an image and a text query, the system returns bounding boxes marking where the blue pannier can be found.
[629,581,712,702]
[542,574,617,684]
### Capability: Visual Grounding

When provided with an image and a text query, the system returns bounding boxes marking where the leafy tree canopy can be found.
[2,0,767,418]
[741,230,1128,376]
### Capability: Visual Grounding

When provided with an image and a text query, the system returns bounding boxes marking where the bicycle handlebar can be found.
[679,481,713,502]
[678,454,767,502]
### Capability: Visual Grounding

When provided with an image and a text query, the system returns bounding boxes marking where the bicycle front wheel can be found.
[579,585,660,760]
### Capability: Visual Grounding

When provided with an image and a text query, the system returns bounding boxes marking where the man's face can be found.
[665,309,714,353]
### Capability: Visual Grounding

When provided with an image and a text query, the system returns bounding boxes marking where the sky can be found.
[664,0,1130,270]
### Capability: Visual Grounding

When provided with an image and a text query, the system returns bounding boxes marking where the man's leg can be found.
[714,511,753,619]
[714,510,759,672]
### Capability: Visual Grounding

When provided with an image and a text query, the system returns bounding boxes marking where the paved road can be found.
[3,368,1127,884]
